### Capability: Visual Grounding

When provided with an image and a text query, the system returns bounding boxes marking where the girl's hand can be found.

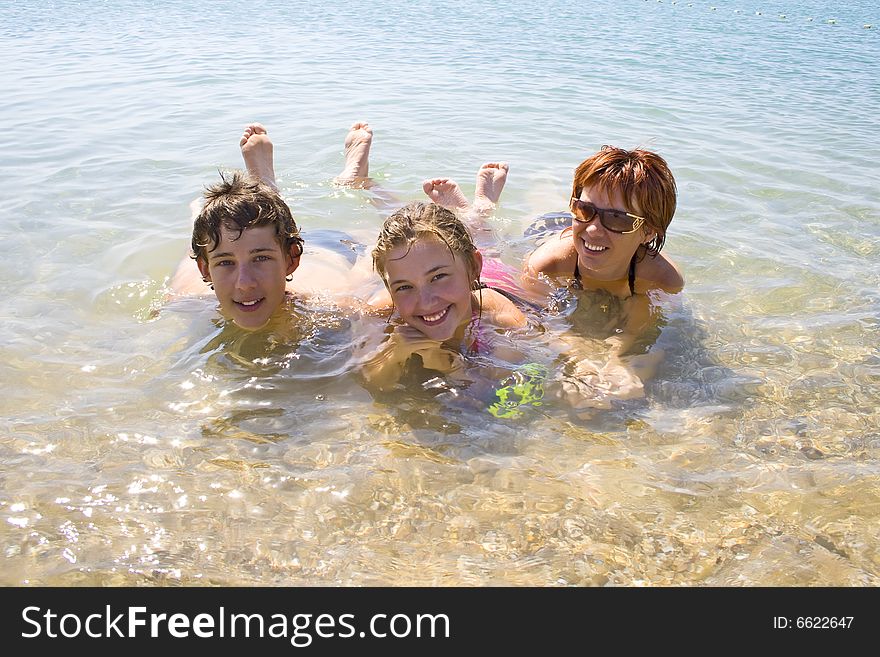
[391,326,466,377]
[387,325,443,357]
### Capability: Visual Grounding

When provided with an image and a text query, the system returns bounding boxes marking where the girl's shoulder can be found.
[478,288,528,329]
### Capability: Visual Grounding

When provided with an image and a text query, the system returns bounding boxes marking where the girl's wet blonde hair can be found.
[372,202,480,286]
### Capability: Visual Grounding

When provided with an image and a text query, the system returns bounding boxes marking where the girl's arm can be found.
[358,324,464,391]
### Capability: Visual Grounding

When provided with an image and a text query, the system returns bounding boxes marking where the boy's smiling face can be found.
[198,225,299,330]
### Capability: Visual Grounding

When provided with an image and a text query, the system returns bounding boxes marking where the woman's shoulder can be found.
[636,252,684,294]
[525,229,577,278]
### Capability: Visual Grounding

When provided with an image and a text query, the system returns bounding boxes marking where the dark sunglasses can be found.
[570,198,646,234]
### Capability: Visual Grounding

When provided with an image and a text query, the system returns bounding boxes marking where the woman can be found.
[525,145,683,298]
[523,145,685,410]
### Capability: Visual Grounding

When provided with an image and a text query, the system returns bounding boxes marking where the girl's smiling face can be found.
[383,235,481,342]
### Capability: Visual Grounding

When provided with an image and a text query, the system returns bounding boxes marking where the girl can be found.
[361,201,531,391]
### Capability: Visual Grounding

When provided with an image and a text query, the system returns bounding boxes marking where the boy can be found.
[170,171,303,331]
[170,125,376,330]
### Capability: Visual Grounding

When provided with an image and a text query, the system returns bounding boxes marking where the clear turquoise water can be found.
[1,0,878,585]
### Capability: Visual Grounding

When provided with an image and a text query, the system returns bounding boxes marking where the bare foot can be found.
[473,162,508,211]
[422,178,470,212]
[334,121,373,185]
[240,123,277,190]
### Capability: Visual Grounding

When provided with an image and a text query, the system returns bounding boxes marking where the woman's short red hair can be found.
[571,146,677,255]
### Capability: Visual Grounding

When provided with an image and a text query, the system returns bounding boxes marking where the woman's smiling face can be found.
[571,185,654,282]
[383,235,480,342]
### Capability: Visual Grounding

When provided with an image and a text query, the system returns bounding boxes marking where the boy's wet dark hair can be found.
[190,171,304,263]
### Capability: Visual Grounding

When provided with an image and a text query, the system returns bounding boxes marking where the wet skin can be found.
[197,225,300,330]
[383,235,481,343]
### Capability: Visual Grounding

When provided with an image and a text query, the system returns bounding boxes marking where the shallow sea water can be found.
[1,0,879,586]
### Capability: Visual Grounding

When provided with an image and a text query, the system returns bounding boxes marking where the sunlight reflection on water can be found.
[1,0,879,586]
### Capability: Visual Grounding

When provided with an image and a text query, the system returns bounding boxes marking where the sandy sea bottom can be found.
[1,0,879,586]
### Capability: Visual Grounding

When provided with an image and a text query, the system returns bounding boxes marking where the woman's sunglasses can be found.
[570,198,645,234]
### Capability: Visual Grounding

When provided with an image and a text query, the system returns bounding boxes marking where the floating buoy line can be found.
[641,1,875,31]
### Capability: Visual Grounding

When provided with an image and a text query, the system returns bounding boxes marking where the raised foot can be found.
[240,122,277,190]
[334,121,373,185]
[422,178,470,212]
[474,162,509,210]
